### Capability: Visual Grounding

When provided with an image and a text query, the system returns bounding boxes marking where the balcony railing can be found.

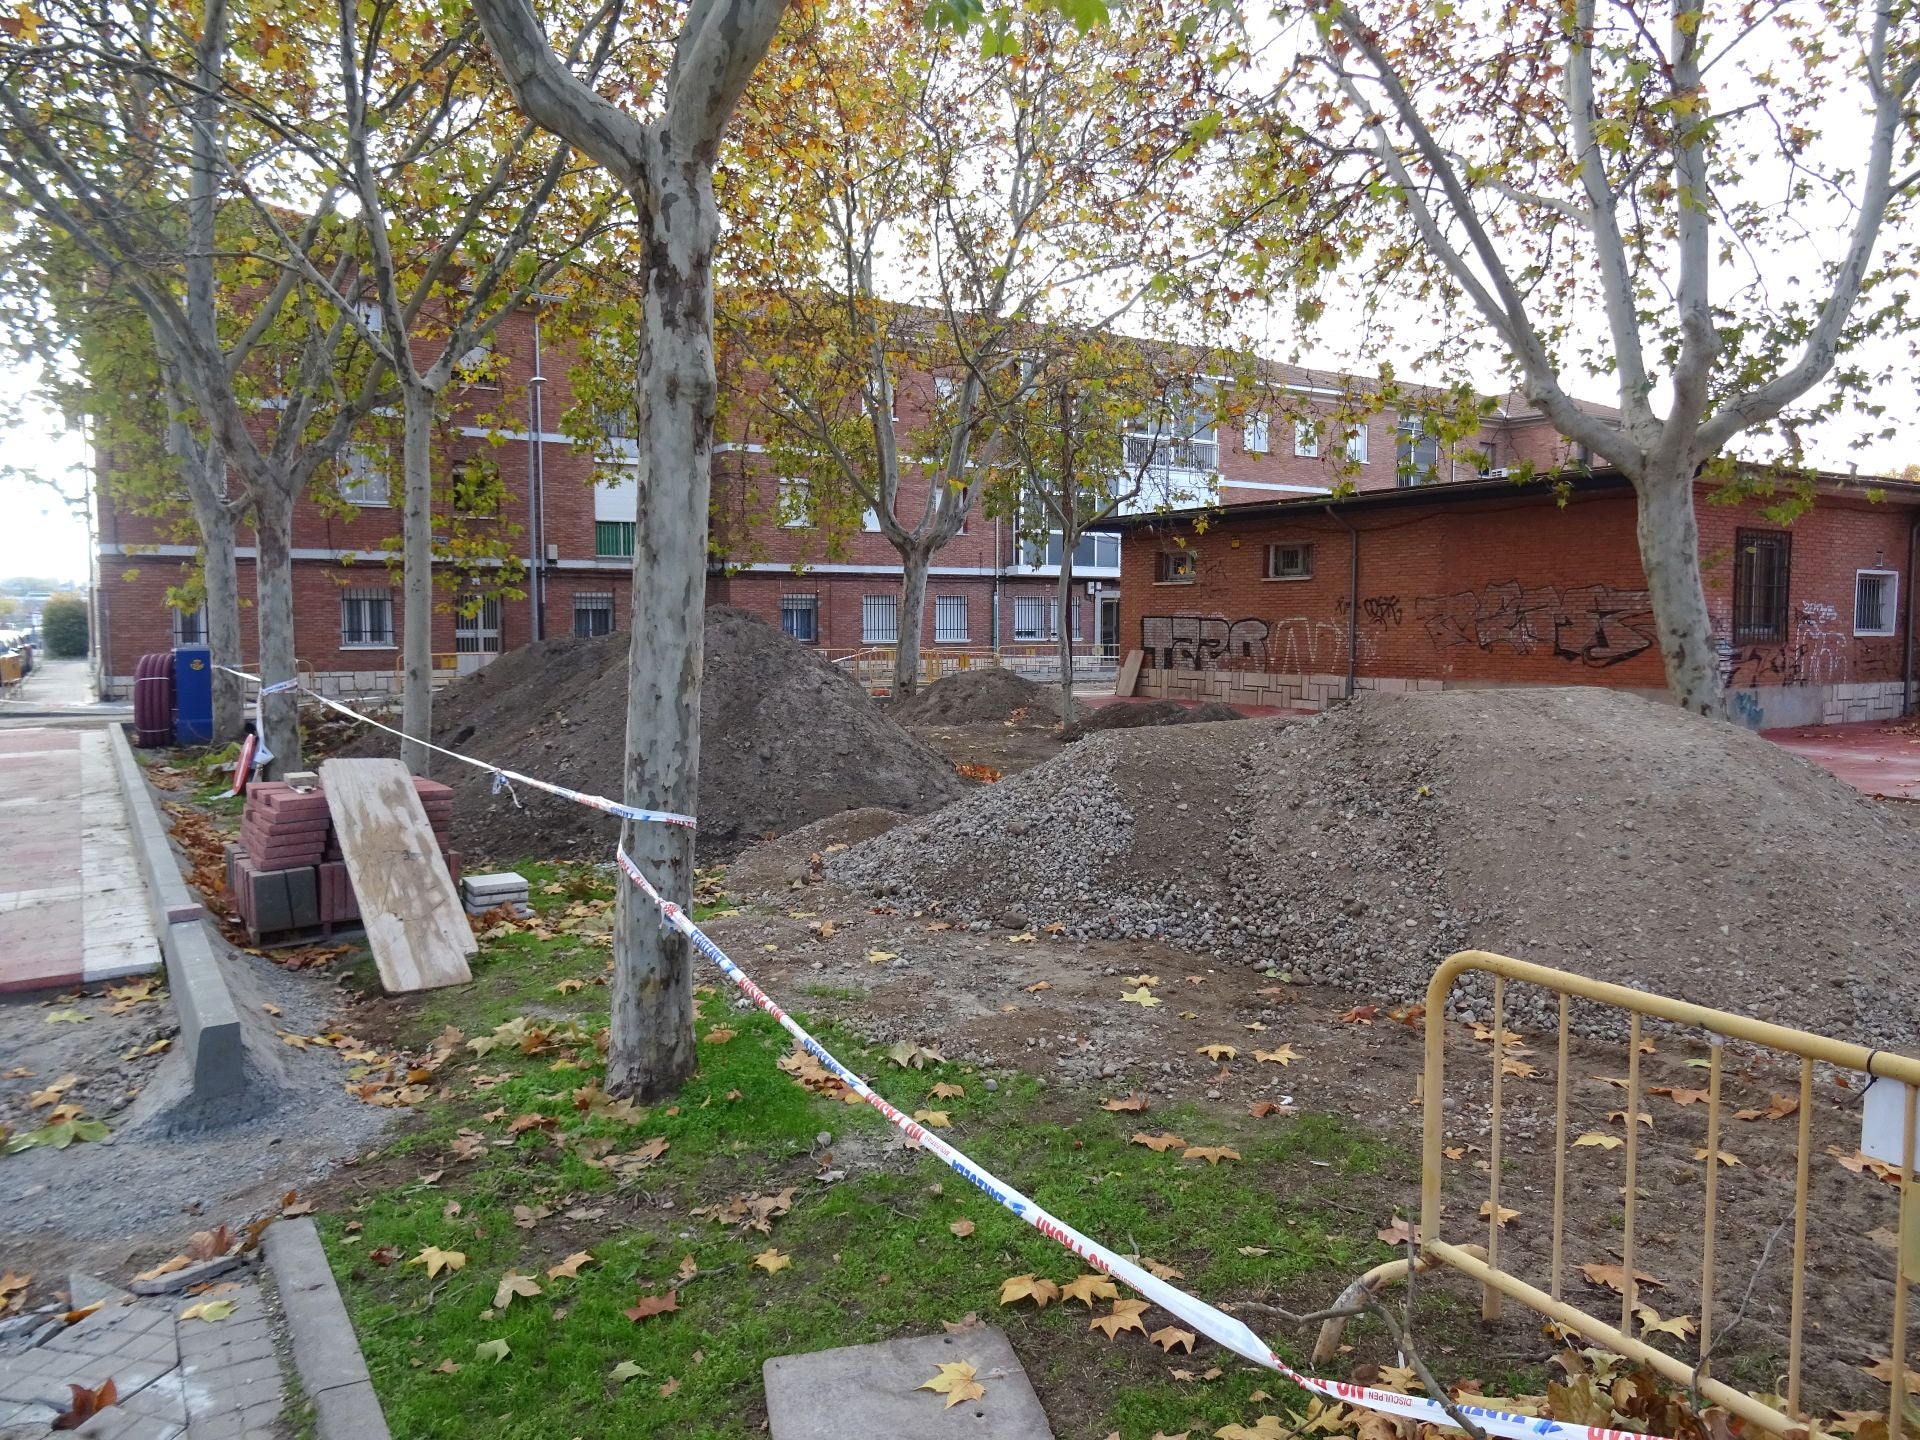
[1123,434,1218,473]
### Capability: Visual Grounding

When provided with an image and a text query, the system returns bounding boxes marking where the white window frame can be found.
[454,594,502,654]
[1396,417,1441,483]
[1155,549,1198,585]
[1854,569,1899,637]
[779,593,818,644]
[934,594,969,644]
[340,586,395,649]
[338,442,390,507]
[1011,594,1052,642]
[171,603,207,647]
[1243,414,1270,456]
[1345,425,1370,465]
[778,477,811,529]
[1293,419,1319,458]
[1265,542,1314,580]
[861,594,899,645]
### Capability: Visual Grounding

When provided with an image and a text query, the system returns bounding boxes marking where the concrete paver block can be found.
[762,1327,1053,1440]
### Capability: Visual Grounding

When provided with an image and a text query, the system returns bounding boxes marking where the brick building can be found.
[1105,469,1920,729]
[89,299,1626,698]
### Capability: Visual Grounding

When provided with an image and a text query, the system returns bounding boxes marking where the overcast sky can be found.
[0,371,92,586]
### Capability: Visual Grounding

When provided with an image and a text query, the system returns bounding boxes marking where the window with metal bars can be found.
[340,587,394,648]
[1855,569,1899,636]
[595,521,635,558]
[934,595,968,643]
[861,595,898,645]
[171,604,207,646]
[1732,529,1791,643]
[1012,595,1055,641]
[454,595,502,653]
[780,594,817,644]
[573,592,614,638]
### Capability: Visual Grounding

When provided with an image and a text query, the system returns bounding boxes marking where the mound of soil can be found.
[889,667,1082,726]
[831,686,1920,1047]
[1059,699,1247,742]
[371,608,964,861]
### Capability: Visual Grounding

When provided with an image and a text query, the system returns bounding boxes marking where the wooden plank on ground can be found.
[1115,648,1144,698]
[319,758,474,992]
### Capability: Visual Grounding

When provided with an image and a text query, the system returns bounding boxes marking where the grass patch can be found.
[322,862,1413,1438]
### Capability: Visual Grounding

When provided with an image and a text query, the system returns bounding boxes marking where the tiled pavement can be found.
[0,1279,285,1438]
[0,728,160,993]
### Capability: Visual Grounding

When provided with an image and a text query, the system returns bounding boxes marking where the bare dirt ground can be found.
[719,810,1914,1415]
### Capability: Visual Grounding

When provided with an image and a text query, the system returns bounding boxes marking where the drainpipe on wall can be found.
[1327,503,1358,700]
[991,515,1003,651]
[1905,516,1919,716]
[528,314,547,642]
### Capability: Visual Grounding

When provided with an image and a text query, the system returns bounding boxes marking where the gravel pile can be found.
[831,687,1920,1047]
[362,607,964,860]
[889,667,1081,725]
[1059,699,1247,742]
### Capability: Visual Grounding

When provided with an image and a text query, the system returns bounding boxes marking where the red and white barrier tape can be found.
[614,844,1660,1440]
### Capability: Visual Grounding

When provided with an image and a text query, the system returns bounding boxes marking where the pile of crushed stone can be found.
[829,687,1920,1047]
[889,667,1081,726]
[365,608,964,860]
[1060,699,1246,742]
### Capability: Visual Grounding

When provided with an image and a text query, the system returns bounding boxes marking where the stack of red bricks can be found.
[227,777,460,943]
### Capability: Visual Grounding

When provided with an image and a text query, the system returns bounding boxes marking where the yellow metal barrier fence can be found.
[1420,950,1920,1435]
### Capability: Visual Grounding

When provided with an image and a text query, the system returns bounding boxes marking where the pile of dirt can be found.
[1059,699,1247,741]
[831,686,1920,1047]
[889,667,1082,726]
[365,608,965,861]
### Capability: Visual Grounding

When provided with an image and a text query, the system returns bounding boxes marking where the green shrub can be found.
[40,593,88,658]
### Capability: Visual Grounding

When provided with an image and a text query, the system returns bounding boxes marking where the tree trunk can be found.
[399,381,435,775]
[1055,547,1075,728]
[251,486,304,771]
[894,546,930,698]
[1634,459,1727,720]
[191,489,245,743]
[607,149,715,1100]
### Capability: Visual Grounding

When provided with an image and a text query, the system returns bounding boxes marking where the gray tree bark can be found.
[251,486,302,771]
[399,381,435,775]
[1054,544,1076,728]
[184,466,244,741]
[895,546,930,697]
[1635,459,1724,718]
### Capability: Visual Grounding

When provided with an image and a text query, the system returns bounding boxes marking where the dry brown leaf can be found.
[1102,1092,1149,1113]
[1247,1100,1294,1119]
[1060,1273,1120,1307]
[1693,1147,1742,1167]
[492,1272,542,1309]
[1573,1131,1624,1150]
[1149,1325,1196,1354]
[1130,1131,1187,1152]
[1579,1261,1664,1294]
[1182,1145,1240,1165]
[1648,1086,1710,1106]
[546,1252,594,1280]
[1376,1218,1419,1246]
[1252,1046,1299,1066]
[51,1378,117,1431]
[949,1219,976,1239]
[1090,1298,1150,1339]
[1197,1043,1238,1061]
[625,1291,678,1321]
[998,1273,1060,1309]
[918,1359,986,1409]
[753,1248,792,1275]
[1478,1201,1520,1228]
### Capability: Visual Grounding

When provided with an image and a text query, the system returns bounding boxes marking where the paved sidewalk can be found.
[0,728,161,992]
[0,1276,286,1438]
[1766,719,1920,801]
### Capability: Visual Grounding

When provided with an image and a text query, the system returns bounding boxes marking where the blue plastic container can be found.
[173,646,214,745]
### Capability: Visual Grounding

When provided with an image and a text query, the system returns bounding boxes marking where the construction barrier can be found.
[1419,951,1920,1436]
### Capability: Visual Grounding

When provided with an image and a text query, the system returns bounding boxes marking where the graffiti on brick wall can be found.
[1336,594,1405,627]
[1719,600,1866,688]
[1141,614,1368,673]
[1415,581,1656,668]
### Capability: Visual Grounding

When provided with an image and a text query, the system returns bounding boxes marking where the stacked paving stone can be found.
[459,871,531,918]
[227,776,460,943]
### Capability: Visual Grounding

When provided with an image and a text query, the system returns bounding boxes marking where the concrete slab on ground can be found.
[1765,720,1920,800]
[0,657,129,718]
[763,1326,1052,1440]
[0,728,162,992]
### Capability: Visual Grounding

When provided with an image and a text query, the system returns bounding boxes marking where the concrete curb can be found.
[264,1218,392,1440]
[105,723,246,1099]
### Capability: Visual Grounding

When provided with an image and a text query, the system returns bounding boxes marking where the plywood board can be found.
[319,759,474,992]
[1114,648,1144,698]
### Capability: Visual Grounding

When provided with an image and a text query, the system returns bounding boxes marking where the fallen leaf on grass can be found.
[552,978,584,994]
[1183,1145,1240,1165]
[753,1248,792,1274]
[886,1040,945,1069]
[1579,1261,1664,1294]
[942,1311,984,1332]
[949,1219,976,1238]
[406,1246,467,1279]
[999,1274,1060,1309]
[432,1359,460,1374]
[1573,1131,1624,1150]
[930,1082,965,1099]
[1103,1093,1150,1113]
[658,1376,681,1398]
[1150,1326,1196,1354]
[475,1339,510,1363]
[919,1359,986,1409]
[1479,1201,1520,1228]
[512,1204,551,1229]
[1090,1298,1150,1339]
[677,1254,699,1282]
[1216,1420,1290,1440]
[610,1360,643,1383]
[1119,986,1160,1008]
[1252,1046,1299,1066]
[51,1378,116,1431]
[1197,1044,1238,1061]
[1247,1101,1294,1119]
[626,1292,678,1321]
[179,1299,235,1323]
[1693,1147,1742,1167]
[1061,1273,1119,1307]
[1376,1218,1419,1246]
[703,1028,735,1045]
[493,1273,542,1309]
[1132,1132,1186,1152]
[912,1109,951,1129]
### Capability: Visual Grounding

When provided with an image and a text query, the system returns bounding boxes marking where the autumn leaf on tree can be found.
[51,1378,116,1431]
[1252,1046,1299,1066]
[753,1248,793,1274]
[1119,986,1160,1008]
[1149,1326,1196,1353]
[546,1252,594,1280]
[1060,1273,1119,1307]
[1090,1299,1150,1339]
[1181,1145,1240,1165]
[1102,1092,1150,1113]
[918,1359,986,1409]
[1131,1132,1186,1151]
[998,1274,1060,1309]
[493,1272,542,1309]
[626,1292,679,1321]
[406,1246,467,1279]
[1196,1044,1237,1061]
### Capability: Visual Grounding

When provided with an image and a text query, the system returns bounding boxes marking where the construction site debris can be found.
[1059,699,1247,742]
[831,687,1920,1047]
[888,667,1083,726]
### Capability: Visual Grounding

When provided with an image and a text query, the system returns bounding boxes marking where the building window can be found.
[1395,418,1441,485]
[1345,425,1370,465]
[454,594,502,654]
[451,462,498,518]
[1265,542,1314,580]
[1732,528,1791,644]
[780,593,818,644]
[1012,595,1055,641]
[171,604,207,647]
[1243,414,1270,456]
[595,521,635,558]
[779,477,811,528]
[573,592,614,638]
[1155,549,1198,584]
[934,595,969,644]
[338,442,390,507]
[1022,531,1121,570]
[862,594,899,645]
[340,586,394,648]
[1293,419,1319,458]
[1855,569,1899,637]
[455,336,497,387]
[862,507,883,532]
[1123,388,1218,475]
